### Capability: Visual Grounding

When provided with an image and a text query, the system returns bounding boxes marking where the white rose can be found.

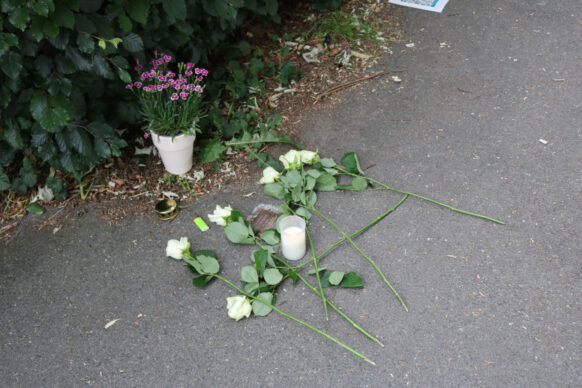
[166,237,190,260]
[226,295,252,321]
[298,150,319,165]
[279,149,301,169]
[259,166,281,184]
[208,205,233,226]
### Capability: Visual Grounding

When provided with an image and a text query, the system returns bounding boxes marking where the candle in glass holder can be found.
[279,216,306,261]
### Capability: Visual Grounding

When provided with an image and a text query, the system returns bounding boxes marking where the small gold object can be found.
[155,199,179,220]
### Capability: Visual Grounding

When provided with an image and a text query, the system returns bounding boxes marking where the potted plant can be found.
[126,51,208,175]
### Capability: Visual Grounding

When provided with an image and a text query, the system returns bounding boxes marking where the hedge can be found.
[0,0,297,197]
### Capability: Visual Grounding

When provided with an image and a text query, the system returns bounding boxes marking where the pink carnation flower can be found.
[170,93,179,101]
[180,91,189,100]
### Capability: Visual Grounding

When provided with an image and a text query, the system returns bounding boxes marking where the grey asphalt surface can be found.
[2,1,581,386]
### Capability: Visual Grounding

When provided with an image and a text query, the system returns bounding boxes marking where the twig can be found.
[314,70,405,104]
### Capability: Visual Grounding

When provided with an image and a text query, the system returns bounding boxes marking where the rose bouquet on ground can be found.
[165,149,504,364]
[126,51,208,138]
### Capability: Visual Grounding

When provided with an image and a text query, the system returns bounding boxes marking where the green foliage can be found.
[0,0,284,195]
[317,9,379,44]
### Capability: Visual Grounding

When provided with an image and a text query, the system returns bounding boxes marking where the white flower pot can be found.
[151,132,196,175]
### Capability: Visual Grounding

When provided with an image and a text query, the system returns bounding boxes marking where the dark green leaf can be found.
[163,0,187,20]
[315,173,337,191]
[35,55,53,78]
[199,138,226,163]
[192,275,213,287]
[248,58,264,75]
[53,6,75,28]
[87,122,115,138]
[32,0,51,16]
[193,249,217,259]
[197,255,220,274]
[351,176,367,190]
[244,282,259,295]
[295,207,311,220]
[2,123,24,149]
[43,21,60,37]
[282,169,301,188]
[111,55,129,69]
[320,158,336,168]
[264,0,278,15]
[8,7,30,30]
[252,292,273,316]
[340,272,363,288]
[48,32,69,50]
[118,69,132,83]
[92,55,113,79]
[11,177,28,195]
[55,55,75,74]
[237,41,251,55]
[241,266,259,283]
[341,152,365,175]
[264,182,285,199]
[252,249,268,276]
[122,33,143,53]
[65,47,92,71]
[26,203,46,214]
[0,51,23,80]
[76,34,94,54]
[225,222,254,244]
[183,256,203,274]
[20,157,37,188]
[260,229,280,245]
[263,268,283,285]
[93,138,111,159]
[0,32,18,50]
[46,177,67,199]
[0,167,10,191]
[126,0,149,24]
[288,269,298,286]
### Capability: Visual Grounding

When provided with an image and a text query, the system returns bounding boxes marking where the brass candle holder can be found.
[155,199,179,221]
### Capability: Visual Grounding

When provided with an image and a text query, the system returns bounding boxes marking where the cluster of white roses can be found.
[259,149,319,184]
[166,235,252,321]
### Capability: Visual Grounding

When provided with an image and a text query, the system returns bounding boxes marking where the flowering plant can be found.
[126,51,209,137]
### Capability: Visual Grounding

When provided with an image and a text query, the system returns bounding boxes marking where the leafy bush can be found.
[0,0,282,196]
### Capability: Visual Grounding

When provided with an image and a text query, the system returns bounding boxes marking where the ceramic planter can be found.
[151,132,195,175]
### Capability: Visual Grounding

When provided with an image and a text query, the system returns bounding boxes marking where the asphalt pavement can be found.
[2,0,581,386]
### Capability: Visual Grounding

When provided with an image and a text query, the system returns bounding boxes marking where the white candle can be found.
[281,225,306,261]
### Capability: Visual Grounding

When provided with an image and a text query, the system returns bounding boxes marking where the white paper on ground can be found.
[388,0,450,13]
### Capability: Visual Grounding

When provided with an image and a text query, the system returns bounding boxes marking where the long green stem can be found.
[212,273,376,365]
[337,167,505,225]
[271,252,385,347]
[306,228,328,320]
[308,203,408,312]
[295,194,409,271]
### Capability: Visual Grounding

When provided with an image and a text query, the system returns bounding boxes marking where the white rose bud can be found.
[279,149,301,169]
[259,166,281,184]
[298,150,319,165]
[226,295,252,321]
[208,205,233,226]
[166,237,190,260]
